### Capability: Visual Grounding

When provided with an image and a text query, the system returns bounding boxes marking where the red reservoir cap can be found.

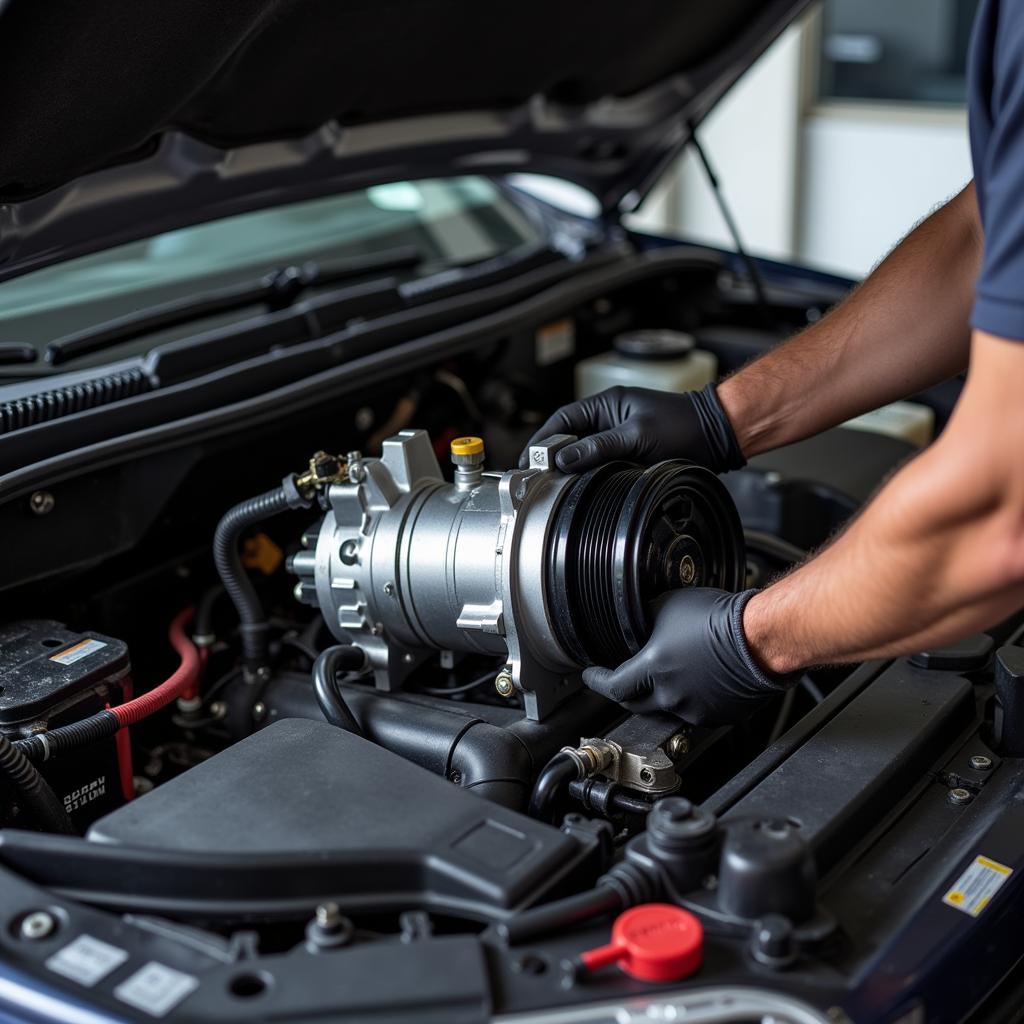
[580,903,703,982]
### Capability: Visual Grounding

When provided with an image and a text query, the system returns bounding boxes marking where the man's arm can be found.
[744,330,1024,674]
[719,181,982,458]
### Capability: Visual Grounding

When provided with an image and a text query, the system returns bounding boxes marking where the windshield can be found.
[0,176,540,367]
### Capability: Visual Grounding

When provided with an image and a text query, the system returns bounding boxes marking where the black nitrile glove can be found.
[582,588,793,726]
[519,383,745,473]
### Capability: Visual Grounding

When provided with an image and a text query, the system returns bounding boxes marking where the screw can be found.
[948,787,973,805]
[678,555,696,585]
[383,582,395,596]
[28,491,54,516]
[252,702,267,722]
[969,754,993,771]
[495,668,515,697]
[449,770,463,785]
[639,766,656,785]
[209,701,227,719]
[315,902,343,932]
[666,733,689,758]
[19,911,56,941]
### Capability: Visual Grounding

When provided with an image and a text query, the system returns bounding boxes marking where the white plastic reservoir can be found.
[575,330,718,400]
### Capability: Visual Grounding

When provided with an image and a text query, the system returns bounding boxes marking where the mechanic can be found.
[523,0,1024,726]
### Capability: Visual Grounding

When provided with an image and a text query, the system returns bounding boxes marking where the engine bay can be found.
[0,254,1021,1023]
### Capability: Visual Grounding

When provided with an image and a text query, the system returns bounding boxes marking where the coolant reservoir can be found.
[842,401,935,449]
[575,330,718,400]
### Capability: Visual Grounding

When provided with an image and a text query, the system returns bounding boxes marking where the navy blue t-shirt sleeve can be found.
[970,0,1024,340]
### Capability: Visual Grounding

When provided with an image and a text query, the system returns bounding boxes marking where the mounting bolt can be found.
[315,902,343,932]
[948,787,973,806]
[639,766,656,785]
[383,581,395,597]
[28,491,55,516]
[306,901,353,951]
[969,754,993,772]
[666,733,690,758]
[495,667,515,697]
[19,911,56,941]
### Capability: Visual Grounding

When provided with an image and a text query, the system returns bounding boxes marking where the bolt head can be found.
[383,581,395,596]
[315,902,342,931]
[494,670,515,697]
[948,786,973,805]
[19,911,56,941]
[666,733,690,758]
[639,766,656,785]
[28,491,54,516]
[969,754,993,772]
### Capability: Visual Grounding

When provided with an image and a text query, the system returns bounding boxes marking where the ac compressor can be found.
[291,430,744,719]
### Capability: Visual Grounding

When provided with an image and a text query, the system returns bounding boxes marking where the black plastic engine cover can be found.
[87,718,590,918]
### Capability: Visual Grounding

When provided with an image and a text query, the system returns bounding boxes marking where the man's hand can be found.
[519,384,745,473]
[581,588,791,725]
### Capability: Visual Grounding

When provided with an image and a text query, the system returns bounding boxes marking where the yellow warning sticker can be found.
[942,855,1013,917]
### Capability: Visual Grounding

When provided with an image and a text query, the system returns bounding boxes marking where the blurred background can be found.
[525,0,979,280]
[633,0,978,277]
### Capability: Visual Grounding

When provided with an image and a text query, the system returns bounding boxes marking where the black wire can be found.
[689,128,774,330]
[413,670,498,698]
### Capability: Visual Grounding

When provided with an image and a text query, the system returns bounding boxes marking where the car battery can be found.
[0,620,131,830]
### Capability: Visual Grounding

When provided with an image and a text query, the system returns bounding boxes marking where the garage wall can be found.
[798,107,972,277]
[630,14,975,279]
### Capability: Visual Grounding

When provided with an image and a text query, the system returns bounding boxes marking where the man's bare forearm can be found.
[718,182,982,458]
[742,331,1024,674]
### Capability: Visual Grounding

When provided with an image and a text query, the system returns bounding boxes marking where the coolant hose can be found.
[0,733,75,834]
[528,751,581,823]
[312,645,367,736]
[213,477,311,673]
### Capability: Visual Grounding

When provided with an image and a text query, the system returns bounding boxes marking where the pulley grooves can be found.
[547,459,745,670]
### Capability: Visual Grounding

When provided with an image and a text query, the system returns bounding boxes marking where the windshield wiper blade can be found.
[44,246,425,367]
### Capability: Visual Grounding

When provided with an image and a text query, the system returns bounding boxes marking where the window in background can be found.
[818,0,979,105]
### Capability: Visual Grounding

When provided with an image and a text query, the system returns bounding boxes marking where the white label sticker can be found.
[46,935,129,987]
[114,962,199,1017]
[535,318,575,366]
[942,855,1013,917]
[50,638,107,666]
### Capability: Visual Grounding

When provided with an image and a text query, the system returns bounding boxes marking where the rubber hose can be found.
[213,483,304,671]
[193,584,224,646]
[498,886,623,945]
[528,751,581,823]
[312,645,367,736]
[0,733,75,834]
[15,711,119,763]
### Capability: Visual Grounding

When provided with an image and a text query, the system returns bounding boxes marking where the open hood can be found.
[0,0,810,281]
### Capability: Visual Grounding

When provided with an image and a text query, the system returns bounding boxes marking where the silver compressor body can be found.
[290,429,744,720]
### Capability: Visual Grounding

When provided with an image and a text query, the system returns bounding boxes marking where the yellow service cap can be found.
[450,436,484,456]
